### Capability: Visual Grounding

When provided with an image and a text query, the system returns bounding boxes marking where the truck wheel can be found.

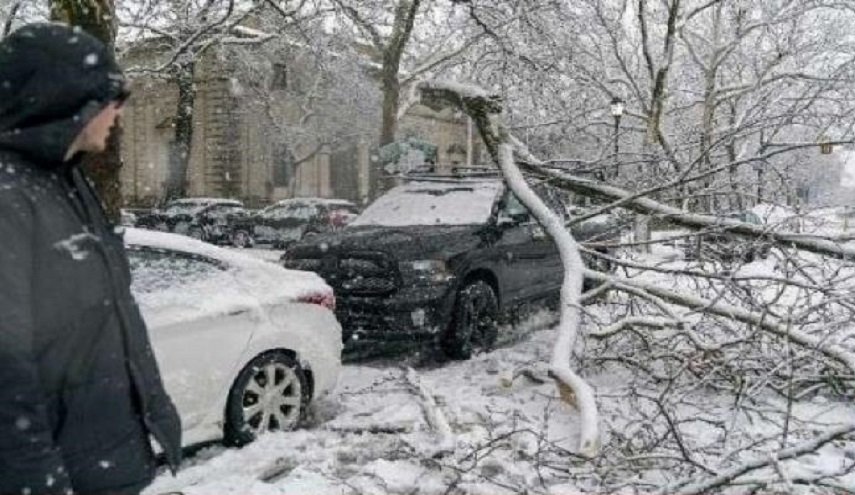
[444,280,499,360]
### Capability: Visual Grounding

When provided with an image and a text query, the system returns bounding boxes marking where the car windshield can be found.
[209,205,245,217]
[351,181,503,227]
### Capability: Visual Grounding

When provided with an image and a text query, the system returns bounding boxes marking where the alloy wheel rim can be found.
[240,362,302,436]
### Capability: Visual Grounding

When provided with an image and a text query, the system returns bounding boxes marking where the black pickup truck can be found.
[281,177,617,359]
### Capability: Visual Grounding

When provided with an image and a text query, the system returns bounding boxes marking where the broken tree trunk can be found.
[420,80,600,456]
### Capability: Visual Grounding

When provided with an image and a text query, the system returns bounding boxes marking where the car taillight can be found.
[298,292,336,311]
[329,209,350,227]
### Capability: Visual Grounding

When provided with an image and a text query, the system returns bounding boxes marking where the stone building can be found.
[120,40,481,208]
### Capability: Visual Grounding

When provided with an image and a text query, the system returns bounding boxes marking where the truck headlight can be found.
[399,260,454,284]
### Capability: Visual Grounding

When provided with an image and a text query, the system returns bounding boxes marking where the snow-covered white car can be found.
[124,228,342,447]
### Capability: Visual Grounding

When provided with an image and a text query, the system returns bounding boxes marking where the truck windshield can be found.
[351,181,503,227]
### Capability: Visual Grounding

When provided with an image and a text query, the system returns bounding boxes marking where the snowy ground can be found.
[145,318,585,495]
[144,313,853,495]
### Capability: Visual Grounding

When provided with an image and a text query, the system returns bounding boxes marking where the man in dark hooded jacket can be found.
[0,23,182,494]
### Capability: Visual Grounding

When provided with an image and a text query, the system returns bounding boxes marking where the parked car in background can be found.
[125,228,341,446]
[231,198,360,249]
[120,208,147,227]
[135,197,249,245]
[683,211,771,262]
[282,176,617,360]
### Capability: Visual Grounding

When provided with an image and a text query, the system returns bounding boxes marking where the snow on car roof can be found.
[273,197,357,207]
[124,228,331,326]
[167,197,244,206]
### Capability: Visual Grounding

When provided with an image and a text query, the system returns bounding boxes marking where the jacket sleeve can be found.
[0,189,73,494]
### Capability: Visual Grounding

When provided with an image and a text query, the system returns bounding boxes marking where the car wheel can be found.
[224,352,307,446]
[232,230,254,248]
[444,280,499,360]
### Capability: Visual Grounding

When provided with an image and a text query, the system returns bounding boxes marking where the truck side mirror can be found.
[497,212,527,227]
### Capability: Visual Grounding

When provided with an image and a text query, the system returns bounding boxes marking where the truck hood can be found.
[288,224,483,260]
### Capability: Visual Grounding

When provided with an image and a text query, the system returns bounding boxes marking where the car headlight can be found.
[399,259,455,284]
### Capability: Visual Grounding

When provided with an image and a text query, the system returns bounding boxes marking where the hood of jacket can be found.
[0,23,125,166]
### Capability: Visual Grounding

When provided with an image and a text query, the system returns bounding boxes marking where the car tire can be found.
[444,280,499,360]
[223,352,307,446]
[232,230,254,248]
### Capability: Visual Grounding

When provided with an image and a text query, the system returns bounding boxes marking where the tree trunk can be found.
[165,61,196,201]
[380,66,400,146]
[2,1,22,38]
[378,0,419,146]
[50,0,123,221]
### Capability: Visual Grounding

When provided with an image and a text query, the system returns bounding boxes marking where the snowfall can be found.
[140,205,855,495]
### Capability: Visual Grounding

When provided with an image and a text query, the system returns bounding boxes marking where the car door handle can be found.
[227,309,250,317]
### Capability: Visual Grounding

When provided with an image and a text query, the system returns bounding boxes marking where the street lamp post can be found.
[610,97,624,180]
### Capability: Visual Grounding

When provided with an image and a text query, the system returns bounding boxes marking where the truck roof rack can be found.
[379,165,503,182]
[383,173,501,184]
[449,166,501,176]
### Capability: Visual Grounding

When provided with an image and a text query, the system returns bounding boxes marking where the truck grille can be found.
[287,251,398,296]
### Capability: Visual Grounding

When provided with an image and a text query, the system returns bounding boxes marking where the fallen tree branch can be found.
[589,316,682,339]
[522,163,855,260]
[584,269,855,375]
[662,422,855,495]
[405,367,455,457]
[420,79,600,456]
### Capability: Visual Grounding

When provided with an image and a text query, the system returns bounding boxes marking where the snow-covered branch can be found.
[662,422,855,495]
[420,79,600,456]
[404,368,455,457]
[523,163,855,260]
[583,269,855,376]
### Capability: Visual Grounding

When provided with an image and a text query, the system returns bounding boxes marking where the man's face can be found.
[77,101,124,153]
